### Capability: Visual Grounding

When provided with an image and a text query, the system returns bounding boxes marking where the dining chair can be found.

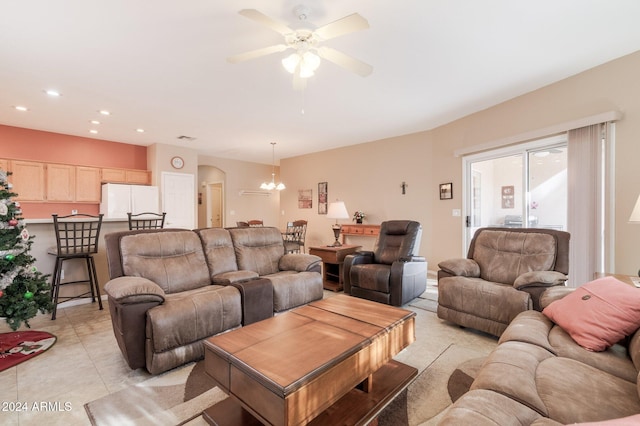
[127,212,166,230]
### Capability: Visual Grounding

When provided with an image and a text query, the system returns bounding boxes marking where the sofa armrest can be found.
[104,276,166,304]
[343,252,374,294]
[513,271,568,290]
[438,258,480,277]
[279,254,322,273]
[539,286,575,309]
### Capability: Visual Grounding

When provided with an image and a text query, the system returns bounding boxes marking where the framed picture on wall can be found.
[298,189,312,209]
[501,185,515,209]
[440,182,453,200]
[318,182,328,214]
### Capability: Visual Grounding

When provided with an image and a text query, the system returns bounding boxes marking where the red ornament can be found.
[8,218,18,227]
[0,290,3,298]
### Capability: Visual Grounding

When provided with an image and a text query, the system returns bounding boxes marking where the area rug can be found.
[378,344,486,425]
[85,344,486,426]
[84,360,227,426]
[0,330,57,372]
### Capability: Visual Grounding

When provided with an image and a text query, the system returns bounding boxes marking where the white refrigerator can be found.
[100,183,159,219]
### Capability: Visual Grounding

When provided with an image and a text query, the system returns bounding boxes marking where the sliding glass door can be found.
[464,136,567,250]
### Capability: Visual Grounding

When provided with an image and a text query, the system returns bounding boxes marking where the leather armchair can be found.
[437,227,570,337]
[343,220,427,306]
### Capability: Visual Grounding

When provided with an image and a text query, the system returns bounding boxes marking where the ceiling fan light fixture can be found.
[282,53,300,74]
[302,51,320,71]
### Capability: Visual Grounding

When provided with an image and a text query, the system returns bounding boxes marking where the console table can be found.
[339,224,380,244]
[309,245,361,292]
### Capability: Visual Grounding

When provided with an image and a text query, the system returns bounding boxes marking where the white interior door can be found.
[161,172,195,229]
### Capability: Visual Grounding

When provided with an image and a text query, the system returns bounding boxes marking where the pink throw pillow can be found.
[542,276,640,351]
[573,414,640,425]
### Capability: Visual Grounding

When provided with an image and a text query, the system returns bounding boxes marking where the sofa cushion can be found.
[120,231,211,293]
[472,231,557,284]
[471,341,640,423]
[438,276,532,327]
[350,264,391,292]
[537,357,640,424]
[500,311,637,382]
[264,271,323,312]
[542,276,640,351]
[196,228,240,277]
[146,285,241,353]
[440,389,547,426]
[229,227,284,276]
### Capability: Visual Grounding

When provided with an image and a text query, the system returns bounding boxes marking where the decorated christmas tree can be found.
[0,169,52,330]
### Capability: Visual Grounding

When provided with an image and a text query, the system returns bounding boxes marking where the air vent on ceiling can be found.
[177,135,197,142]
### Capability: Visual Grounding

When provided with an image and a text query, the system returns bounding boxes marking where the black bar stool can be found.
[48,213,103,320]
[127,212,166,230]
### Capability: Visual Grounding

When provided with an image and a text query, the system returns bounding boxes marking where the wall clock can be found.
[171,156,184,169]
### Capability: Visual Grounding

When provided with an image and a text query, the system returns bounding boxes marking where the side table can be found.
[594,273,640,287]
[309,245,361,291]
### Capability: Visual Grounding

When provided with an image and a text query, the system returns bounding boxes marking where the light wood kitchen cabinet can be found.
[46,163,75,202]
[75,166,101,202]
[101,168,126,183]
[10,160,46,201]
[102,168,150,185]
[125,169,151,185]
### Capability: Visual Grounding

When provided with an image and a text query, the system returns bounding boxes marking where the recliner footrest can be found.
[231,278,273,325]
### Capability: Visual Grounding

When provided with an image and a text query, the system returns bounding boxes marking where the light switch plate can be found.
[452,209,461,217]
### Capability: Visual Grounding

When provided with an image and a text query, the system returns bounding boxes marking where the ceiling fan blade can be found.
[314,13,369,41]
[238,9,294,36]
[317,46,373,77]
[227,44,289,64]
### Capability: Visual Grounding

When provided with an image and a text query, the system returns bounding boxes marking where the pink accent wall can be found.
[0,124,147,169]
[0,124,148,218]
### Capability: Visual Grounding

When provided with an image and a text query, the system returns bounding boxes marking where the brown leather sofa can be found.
[104,227,322,374]
[437,227,570,337]
[343,220,427,306]
[438,292,640,424]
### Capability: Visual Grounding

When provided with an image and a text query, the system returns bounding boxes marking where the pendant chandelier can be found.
[260,142,286,191]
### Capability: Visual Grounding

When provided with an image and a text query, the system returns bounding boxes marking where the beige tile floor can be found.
[0,286,498,426]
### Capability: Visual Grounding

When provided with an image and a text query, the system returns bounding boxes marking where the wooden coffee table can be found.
[203,294,417,426]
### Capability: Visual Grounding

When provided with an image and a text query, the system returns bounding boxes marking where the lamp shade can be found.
[629,195,640,222]
[327,201,349,220]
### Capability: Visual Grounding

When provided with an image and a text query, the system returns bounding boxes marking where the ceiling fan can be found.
[227,6,373,89]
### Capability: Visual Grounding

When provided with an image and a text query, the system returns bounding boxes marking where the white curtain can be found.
[567,123,609,287]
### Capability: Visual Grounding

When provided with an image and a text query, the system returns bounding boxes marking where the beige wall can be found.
[281,49,640,277]
[197,155,281,227]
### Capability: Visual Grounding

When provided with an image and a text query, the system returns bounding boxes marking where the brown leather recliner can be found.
[437,227,570,337]
[343,220,427,306]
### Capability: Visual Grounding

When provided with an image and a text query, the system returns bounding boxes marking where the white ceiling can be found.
[2,1,640,165]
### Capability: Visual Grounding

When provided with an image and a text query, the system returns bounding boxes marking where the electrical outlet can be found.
[71,209,78,215]
[452,209,461,217]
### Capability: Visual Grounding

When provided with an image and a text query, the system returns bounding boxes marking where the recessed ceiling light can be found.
[90,120,101,125]
[136,128,145,133]
[45,90,61,97]
[14,106,28,111]
[89,129,98,134]
[99,110,111,116]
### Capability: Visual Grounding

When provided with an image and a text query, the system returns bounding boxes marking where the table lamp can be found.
[326,201,350,247]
